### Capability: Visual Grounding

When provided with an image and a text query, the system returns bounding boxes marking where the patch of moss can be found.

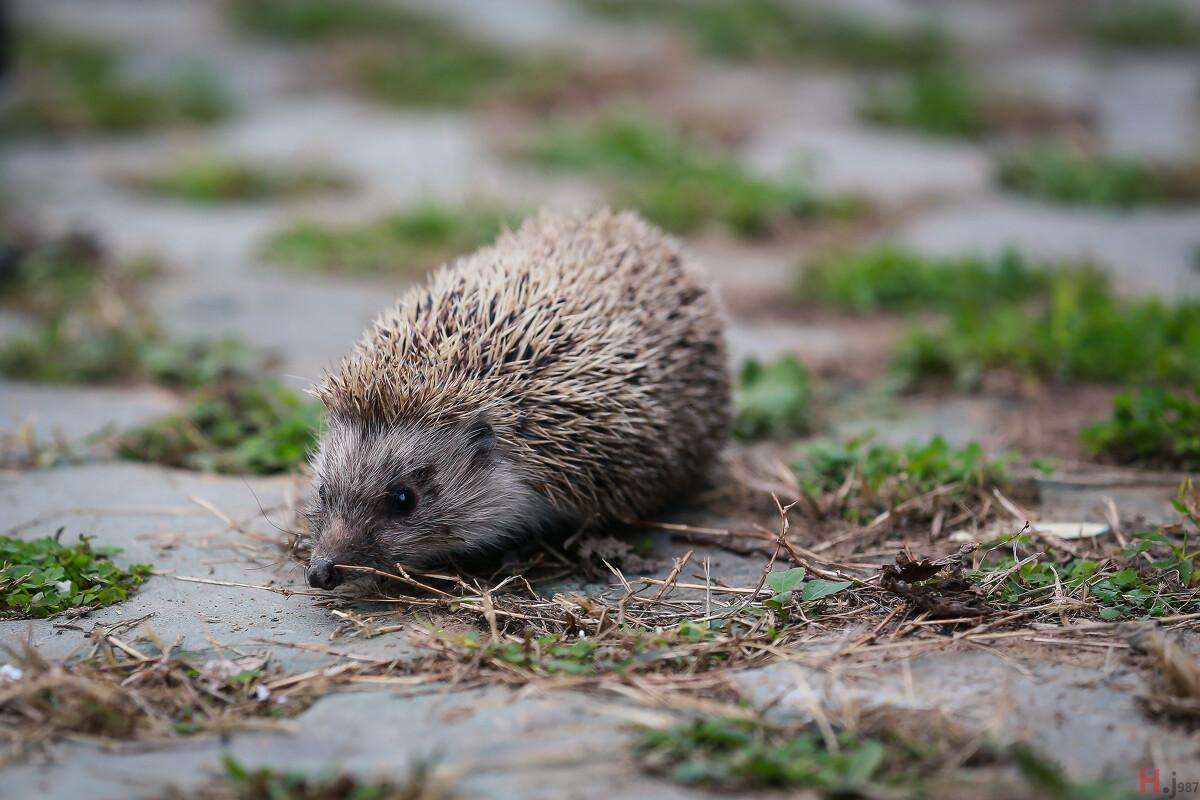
[261,202,517,276]
[1,532,151,619]
[733,356,813,441]
[997,144,1200,208]
[798,246,1059,314]
[117,381,323,474]
[125,159,352,204]
[526,114,855,237]
[579,0,951,69]
[1088,0,1200,50]
[1,31,231,136]
[1083,387,1200,471]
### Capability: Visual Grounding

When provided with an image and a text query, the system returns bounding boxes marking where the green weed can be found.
[117,381,323,474]
[1088,0,1200,50]
[461,632,606,676]
[579,0,951,69]
[231,0,580,110]
[998,144,1200,208]
[183,755,453,800]
[765,567,851,608]
[354,37,573,110]
[733,356,813,441]
[636,717,892,791]
[140,336,276,390]
[2,31,231,136]
[0,320,271,389]
[861,66,988,139]
[799,246,1057,314]
[125,159,351,204]
[973,494,1200,622]
[638,714,1138,796]
[526,114,851,236]
[1,532,151,619]
[261,202,516,276]
[793,436,1011,524]
[0,316,157,385]
[1083,388,1200,471]
[229,0,431,40]
[0,230,157,318]
[892,271,1200,389]
[0,227,273,388]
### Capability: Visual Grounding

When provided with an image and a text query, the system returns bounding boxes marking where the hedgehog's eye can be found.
[388,486,417,517]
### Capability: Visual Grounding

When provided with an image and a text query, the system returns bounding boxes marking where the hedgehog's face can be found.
[304,414,541,589]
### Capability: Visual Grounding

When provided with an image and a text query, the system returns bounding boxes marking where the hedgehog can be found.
[304,209,730,589]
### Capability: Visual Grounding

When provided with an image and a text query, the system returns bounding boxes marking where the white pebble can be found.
[0,664,24,682]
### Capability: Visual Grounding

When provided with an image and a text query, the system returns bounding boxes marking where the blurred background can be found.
[2,0,1199,482]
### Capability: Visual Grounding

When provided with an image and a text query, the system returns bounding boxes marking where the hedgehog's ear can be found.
[463,414,497,464]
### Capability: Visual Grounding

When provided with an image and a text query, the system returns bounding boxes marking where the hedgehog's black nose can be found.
[307,557,342,589]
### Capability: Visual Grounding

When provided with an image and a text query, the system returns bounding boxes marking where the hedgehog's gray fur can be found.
[306,208,730,579]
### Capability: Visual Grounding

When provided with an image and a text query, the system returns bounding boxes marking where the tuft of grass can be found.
[0,229,157,318]
[526,114,854,237]
[1083,387,1200,471]
[117,381,323,474]
[228,0,431,40]
[733,356,813,441]
[179,755,456,800]
[636,717,891,791]
[0,317,159,385]
[261,203,517,276]
[124,159,352,204]
[799,246,1057,314]
[2,31,231,137]
[353,37,573,110]
[0,227,272,388]
[578,0,951,69]
[860,66,988,139]
[793,436,1011,525]
[1,532,151,619]
[231,0,583,111]
[1088,0,1200,50]
[997,143,1200,208]
[635,712,1135,798]
[971,487,1200,622]
[0,320,272,389]
[892,271,1200,389]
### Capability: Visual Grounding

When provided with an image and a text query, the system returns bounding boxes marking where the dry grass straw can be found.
[0,616,334,764]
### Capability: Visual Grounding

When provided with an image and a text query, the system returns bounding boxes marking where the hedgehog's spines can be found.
[316,208,730,524]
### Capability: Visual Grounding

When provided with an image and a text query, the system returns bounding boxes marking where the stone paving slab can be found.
[899,197,1200,296]
[4,686,705,800]
[745,125,991,207]
[0,464,418,672]
[0,380,180,442]
[735,651,1200,784]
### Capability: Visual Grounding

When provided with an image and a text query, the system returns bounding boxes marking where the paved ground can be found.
[3,1,1200,797]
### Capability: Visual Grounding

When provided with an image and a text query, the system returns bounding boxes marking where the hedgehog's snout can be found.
[306,556,343,589]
